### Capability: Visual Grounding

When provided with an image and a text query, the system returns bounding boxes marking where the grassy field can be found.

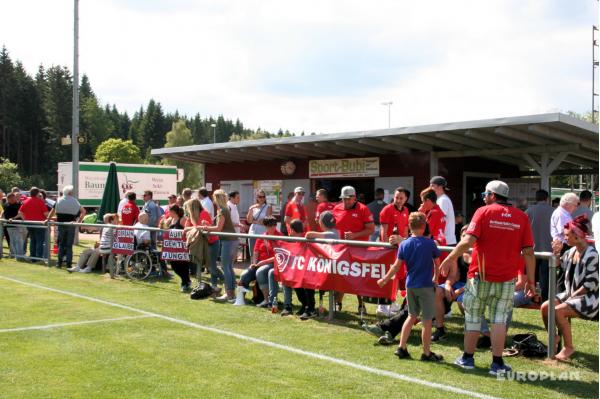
[0,240,598,398]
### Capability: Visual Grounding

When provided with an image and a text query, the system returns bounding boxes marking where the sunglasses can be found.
[481,191,492,197]
[257,195,266,199]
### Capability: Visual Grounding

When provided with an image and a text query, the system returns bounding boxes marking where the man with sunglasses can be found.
[284,187,309,233]
[441,180,535,376]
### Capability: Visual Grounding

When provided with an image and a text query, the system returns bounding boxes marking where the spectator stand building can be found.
[152,113,598,221]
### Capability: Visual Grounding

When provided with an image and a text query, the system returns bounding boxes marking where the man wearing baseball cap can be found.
[332,185,375,314]
[284,187,309,233]
[440,180,536,375]
[430,176,457,246]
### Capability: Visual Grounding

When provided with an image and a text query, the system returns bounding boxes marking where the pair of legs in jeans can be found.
[219,239,238,297]
[27,226,46,261]
[57,225,76,267]
[7,226,27,260]
[253,264,292,307]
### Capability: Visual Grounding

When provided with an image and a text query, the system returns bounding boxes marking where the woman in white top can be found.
[246,190,273,254]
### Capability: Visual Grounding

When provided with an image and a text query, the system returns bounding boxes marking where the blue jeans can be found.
[248,238,257,258]
[240,266,258,289]
[57,224,76,267]
[266,267,292,307]
[7,226,26,260]
[256,263,273,292]
[28,227,46,260]
[208,241,223,288]
[219,239,238,291]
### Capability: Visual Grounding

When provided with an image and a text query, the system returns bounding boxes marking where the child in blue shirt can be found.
[378,212,443,362]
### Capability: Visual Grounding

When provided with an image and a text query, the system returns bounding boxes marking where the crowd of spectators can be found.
[1,179,598,371]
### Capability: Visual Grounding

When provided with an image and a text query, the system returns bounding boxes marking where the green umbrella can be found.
[97,162,120,224]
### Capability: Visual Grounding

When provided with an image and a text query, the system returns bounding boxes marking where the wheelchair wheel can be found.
[125,251,153,280]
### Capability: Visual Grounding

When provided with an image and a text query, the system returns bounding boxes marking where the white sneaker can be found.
[214,293,229,302]
[389,302,401,314]
[79,267,92,273]
[67,266,80,273]
[445,309,452,318]
[376,304,390,317]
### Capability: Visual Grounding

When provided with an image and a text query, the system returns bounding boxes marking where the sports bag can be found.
[190,283,214,300]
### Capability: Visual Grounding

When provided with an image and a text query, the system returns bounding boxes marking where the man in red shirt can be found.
[419,188,446,246]
[18,187,49,261]
[380,187,410,243]
[441,180,535,375]
[284,187,309,233]
[120,191,139,226]
[314,188,335,232]
[332,185,375,313]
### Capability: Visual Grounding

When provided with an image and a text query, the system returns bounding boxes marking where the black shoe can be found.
[299,310,318,320]
[336,302,343,312]
[477,335,491,349]
[431,329,447,342]
[421,352,444,362]
[295,307,306,316]
[357,305,367,315]
[281,307,292,317]
[394,347,410,359]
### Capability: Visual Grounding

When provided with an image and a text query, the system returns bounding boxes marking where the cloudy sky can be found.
[1,0,597,134]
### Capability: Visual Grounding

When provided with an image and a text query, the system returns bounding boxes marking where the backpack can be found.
[190,283,214,300]
[512,333,548,358]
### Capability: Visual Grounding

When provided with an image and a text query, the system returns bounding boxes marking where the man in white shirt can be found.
[198,187,214,219]
[430,176,457,245]
[550,193,578,247]
[227,191,242,233]
[134,212,151,246]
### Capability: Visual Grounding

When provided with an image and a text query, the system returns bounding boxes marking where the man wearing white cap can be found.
[284,187,309,233]
[332,185,375,314]
[440,180,535,375]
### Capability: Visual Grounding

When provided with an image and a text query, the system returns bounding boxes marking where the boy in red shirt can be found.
[284,187,309,233]
[379,187,409,242]
[120,192,139,226]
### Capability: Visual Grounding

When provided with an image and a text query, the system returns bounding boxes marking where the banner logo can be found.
[274,248,291,272]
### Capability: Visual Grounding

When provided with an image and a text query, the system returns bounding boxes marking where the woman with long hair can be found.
[198,189,238,302]
[183,198,222,291]
[542,214,599,361]
[167,204,193,292]
[246,189,273,254]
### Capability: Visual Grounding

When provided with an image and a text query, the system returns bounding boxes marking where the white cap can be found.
[485,180,509,198]
[339,186,356,199]
[294,187,305,194]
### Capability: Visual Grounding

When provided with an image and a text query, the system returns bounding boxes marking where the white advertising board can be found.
[58,162,178,206]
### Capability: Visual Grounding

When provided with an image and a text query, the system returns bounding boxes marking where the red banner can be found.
[273,242,398,300]
[161,230,190,261]
[112,228,135,256]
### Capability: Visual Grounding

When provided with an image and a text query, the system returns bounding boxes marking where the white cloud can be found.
[0,0,596,135]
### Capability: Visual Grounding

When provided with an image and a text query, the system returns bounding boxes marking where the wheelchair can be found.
[124,241,167,281]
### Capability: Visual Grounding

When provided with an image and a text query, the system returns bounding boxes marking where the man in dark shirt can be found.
[367,188,387,241]
[1,193,22,248]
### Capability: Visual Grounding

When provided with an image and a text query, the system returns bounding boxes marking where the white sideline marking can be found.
[0,275,499,399]
[0,315,152,333]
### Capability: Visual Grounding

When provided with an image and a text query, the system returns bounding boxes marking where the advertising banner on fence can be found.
[161,230,190,261]
[112,228,135,256]
[273,241,398,300]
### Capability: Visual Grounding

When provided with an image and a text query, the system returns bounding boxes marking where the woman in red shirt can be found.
[184,199,221,290]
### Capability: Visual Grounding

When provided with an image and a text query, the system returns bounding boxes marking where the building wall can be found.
[204,153,521,215]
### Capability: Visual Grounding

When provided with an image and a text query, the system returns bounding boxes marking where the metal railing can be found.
[0,219,560,357]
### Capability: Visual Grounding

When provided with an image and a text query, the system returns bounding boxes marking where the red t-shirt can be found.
[379,204,409,239]
[20,197,48,221]
[185,210,218,244]
[425,204,446,245]
[314,201,335,232]
[466,203,534,282]
[285,200,309,232]
[253,230,282,261]
[120,201,139,226]
[332,201,374,241]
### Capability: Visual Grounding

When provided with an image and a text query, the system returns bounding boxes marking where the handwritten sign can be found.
[112,228,135,255]
[161,230,190,261]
